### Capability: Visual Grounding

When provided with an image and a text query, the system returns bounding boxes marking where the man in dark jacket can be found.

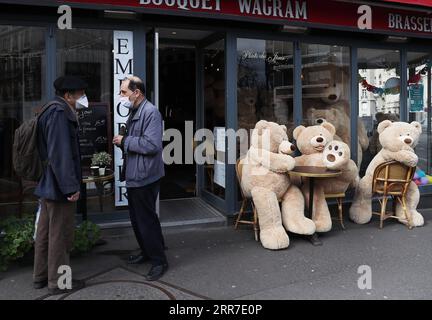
[33,76,87,295]
[113,76,168,281]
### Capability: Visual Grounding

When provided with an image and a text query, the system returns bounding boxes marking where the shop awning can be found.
[380,0,432,8]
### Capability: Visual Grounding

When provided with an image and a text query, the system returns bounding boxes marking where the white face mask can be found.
[119,96,133,109]
[75,95,89,110]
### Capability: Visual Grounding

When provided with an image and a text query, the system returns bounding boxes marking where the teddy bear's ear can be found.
[280,125,287,133]
[321,122,336,136]
[410,121,422,134]
[255,120,268,135]
[293,125,305,140]
[377,120,392,134]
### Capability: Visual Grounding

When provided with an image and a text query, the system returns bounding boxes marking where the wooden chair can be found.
[234,158,259,241]
[371,160,416,229]
[325,192,346,229]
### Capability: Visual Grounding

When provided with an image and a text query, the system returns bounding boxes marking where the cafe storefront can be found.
[0,0,431,225]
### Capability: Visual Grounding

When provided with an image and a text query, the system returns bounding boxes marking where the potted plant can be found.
[91,152,112,176]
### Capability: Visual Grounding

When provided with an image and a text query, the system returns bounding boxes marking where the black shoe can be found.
[48,279,85,296]
[33,280,48,289]
[127,254,149,265]
[145,263,168,281]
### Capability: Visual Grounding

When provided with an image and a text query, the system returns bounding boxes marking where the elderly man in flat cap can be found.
[33,75,88,295]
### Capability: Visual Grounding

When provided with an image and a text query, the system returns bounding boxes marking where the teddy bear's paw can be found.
[399,150,418,167]
[283,217,316,235]
[349,203,372,224]
[260,226,290,250]
[398,210,424,227]
[410,211,425,227]
[323,141,349,170]
[314,216,332,233]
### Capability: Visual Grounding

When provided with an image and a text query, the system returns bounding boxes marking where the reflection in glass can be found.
[358,48,400,176]
[407,52,431,181]
[0,26,46,217]
[203,40,225,199]
[237,38,294,138]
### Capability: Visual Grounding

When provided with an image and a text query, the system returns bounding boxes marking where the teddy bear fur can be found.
[349,120,424,227]
[241,120,316,250]
[369,112,400,156]
[292,122,338,232]
[322,140,360,195]
[305,102,369,165]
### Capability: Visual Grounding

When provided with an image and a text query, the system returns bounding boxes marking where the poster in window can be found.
[409,84,424,112]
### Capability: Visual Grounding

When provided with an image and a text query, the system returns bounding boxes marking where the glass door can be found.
[197,38,227,211]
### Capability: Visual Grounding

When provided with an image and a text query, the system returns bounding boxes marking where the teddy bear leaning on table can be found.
[292,122,359,233]
[240,120,316,250]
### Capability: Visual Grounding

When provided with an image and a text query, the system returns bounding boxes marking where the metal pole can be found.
[154,29,160,217]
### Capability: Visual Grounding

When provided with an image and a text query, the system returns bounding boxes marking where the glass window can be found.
[0,26,46,217]
[203,39,225,199]
[357,48,400,176]
[407,52,431,183]
[301,43,352,156]
[237,38,294,136]
[57,28,114,213]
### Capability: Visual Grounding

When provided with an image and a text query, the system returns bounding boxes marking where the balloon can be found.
[415,179,422,186]
[428,176,432,184]
[385,77,401,89]
[421,177,429,185]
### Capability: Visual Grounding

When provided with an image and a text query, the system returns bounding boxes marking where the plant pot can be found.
[91,166,99,177]
[99,167,106,176]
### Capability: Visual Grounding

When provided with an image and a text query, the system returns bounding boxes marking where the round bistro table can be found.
[289,166,342,246]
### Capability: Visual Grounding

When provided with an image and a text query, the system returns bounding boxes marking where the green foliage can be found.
[91,152,112,167]
[0,215,35,272]
[0,216,101,272]
[72,220,101,254]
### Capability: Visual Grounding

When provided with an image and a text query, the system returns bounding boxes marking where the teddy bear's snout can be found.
[316,137,324,143]
[404,137,413,145]
[290,144,296,151]
[328,94,337,101]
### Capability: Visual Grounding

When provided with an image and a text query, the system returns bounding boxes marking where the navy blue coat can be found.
[35,96,82,202]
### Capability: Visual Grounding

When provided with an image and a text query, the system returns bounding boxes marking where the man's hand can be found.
[113,135,124,146]
[67,191,80,202]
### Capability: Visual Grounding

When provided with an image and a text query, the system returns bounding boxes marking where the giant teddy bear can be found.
[349,120,424,227]
[292,122,336,232]
[241,120,316,250]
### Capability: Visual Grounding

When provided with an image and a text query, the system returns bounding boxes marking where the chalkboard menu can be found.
[77,102,112,172]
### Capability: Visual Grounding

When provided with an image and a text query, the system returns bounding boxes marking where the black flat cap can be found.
[54,75,88,92]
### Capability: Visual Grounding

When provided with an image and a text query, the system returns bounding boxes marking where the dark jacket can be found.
[122,99,165,188]
[35,96,82,201]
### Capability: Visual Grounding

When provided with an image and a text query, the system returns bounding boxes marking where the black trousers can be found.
[127,180,167,266]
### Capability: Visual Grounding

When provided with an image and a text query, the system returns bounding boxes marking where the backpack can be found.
[12,101,57,181]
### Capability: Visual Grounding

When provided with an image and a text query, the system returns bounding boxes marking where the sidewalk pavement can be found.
[1,209,432,300]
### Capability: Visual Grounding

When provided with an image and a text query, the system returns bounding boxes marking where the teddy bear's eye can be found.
[400,134,402,137]
[335,146,339,151]
[329,145,332,150]
[339,152,343,156]
[407,133,410,136]
[320,133,323,136]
